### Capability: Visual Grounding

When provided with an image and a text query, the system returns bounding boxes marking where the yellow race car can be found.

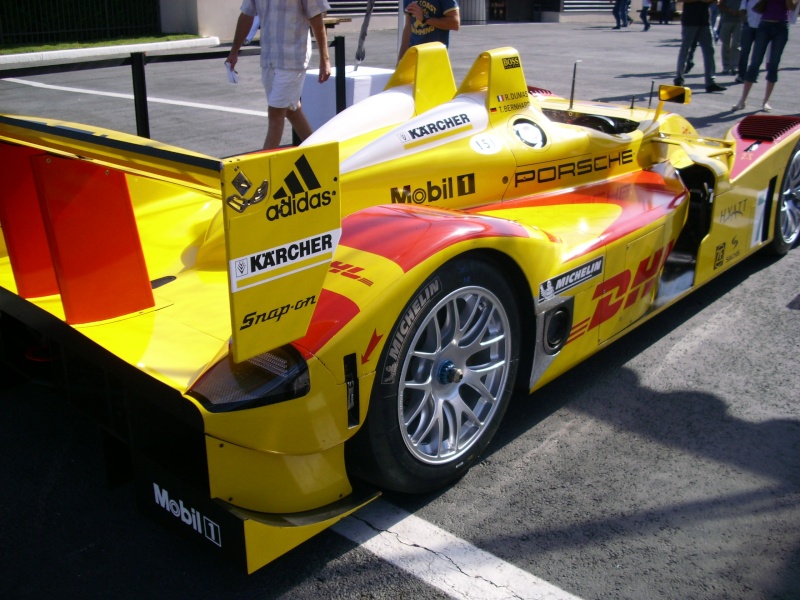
[1,44,798,573]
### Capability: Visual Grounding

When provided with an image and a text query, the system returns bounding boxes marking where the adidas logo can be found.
[266,154,333,222]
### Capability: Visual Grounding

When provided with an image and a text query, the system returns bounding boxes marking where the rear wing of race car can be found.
[0,114,341,364]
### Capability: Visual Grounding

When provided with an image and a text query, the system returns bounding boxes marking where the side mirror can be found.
[658,85,691,104]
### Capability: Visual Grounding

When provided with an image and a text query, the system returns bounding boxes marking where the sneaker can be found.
[644,24,651,31]
[685,60,695,73]
[612,25,621,29]
[763,103,772,112]
[731,101,746,111]
[734,76,744,83]
[674,76,685,86]
[706,83,726,93]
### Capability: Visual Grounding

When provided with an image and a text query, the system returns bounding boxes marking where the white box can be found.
[302,66,394,131]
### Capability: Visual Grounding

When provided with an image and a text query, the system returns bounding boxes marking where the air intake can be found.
[736,115,800,142]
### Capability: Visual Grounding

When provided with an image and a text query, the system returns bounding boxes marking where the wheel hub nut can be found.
[437,360,463,384]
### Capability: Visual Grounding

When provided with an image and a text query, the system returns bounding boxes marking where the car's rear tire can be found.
[347,256,520,494]
[771,140,800,255]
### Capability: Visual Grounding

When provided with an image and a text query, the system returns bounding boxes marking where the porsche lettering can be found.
[515,149,635,186]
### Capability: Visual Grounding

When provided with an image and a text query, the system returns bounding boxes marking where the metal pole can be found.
[131,52,150,138]
[334,36,346,114]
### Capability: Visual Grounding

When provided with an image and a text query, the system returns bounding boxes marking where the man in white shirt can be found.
[227,0,331,149]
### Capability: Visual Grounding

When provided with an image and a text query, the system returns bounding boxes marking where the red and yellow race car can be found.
[1,43,798,573]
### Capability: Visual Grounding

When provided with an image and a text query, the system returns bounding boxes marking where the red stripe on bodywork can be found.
[294,289,360,355]
[488,170,686,261]
[340,205,530,273]
[730,115,800,180]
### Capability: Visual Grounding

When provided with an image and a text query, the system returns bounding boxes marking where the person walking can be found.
[399,0,460,60]
[226,0,331,149]
[735,0,764,83]
[732,0,799,111]
[660,0,673,23]
[718,0,743,73]
[613,0,630,28]
[675,0,727,92]
[641,0,653,30]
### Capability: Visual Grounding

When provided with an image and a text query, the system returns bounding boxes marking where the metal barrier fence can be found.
[0,37,348,141]
[328,1,399,15]
[0,0,160,46]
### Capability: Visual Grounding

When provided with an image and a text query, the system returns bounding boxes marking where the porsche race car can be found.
[1,43,798,573]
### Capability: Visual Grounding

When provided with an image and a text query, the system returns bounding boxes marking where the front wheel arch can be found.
[770,139,800,255]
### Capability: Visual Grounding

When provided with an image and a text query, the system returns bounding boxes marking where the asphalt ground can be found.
[1,20,800,599]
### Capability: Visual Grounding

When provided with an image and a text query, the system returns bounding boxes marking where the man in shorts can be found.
[227,0,331,149]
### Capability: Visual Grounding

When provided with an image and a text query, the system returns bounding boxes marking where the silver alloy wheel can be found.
[779,148,800,246]
[397,285,512,465]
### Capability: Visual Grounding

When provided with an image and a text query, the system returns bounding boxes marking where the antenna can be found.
[648,80,655,109]
[568,60,582,111]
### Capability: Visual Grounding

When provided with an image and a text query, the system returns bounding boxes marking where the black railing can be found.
[0,37,348,142]
[328,1,399,16]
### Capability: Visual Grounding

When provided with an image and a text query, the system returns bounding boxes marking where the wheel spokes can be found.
[399,286,511,464]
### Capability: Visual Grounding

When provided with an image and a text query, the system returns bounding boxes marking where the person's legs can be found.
[719,20,738,73]
[286,104,313,142]
[613,0,624,27]
[264,107,288,149]
[262,67,307,149]
[676,26,698,84]
[763,23,788,84]
[737,25,755,82]
[698,25,717,86]
[761,23,788,110]
[733,25,769,110]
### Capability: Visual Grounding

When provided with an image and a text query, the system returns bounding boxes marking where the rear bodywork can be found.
[2,43,798,572]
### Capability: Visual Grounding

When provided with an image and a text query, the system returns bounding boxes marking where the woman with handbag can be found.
[732,0,799,111]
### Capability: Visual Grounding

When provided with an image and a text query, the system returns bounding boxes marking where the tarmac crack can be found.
[352,514,526,599]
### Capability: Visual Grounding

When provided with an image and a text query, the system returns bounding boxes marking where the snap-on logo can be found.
[265,154,334,221]
[153,483,222,547]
